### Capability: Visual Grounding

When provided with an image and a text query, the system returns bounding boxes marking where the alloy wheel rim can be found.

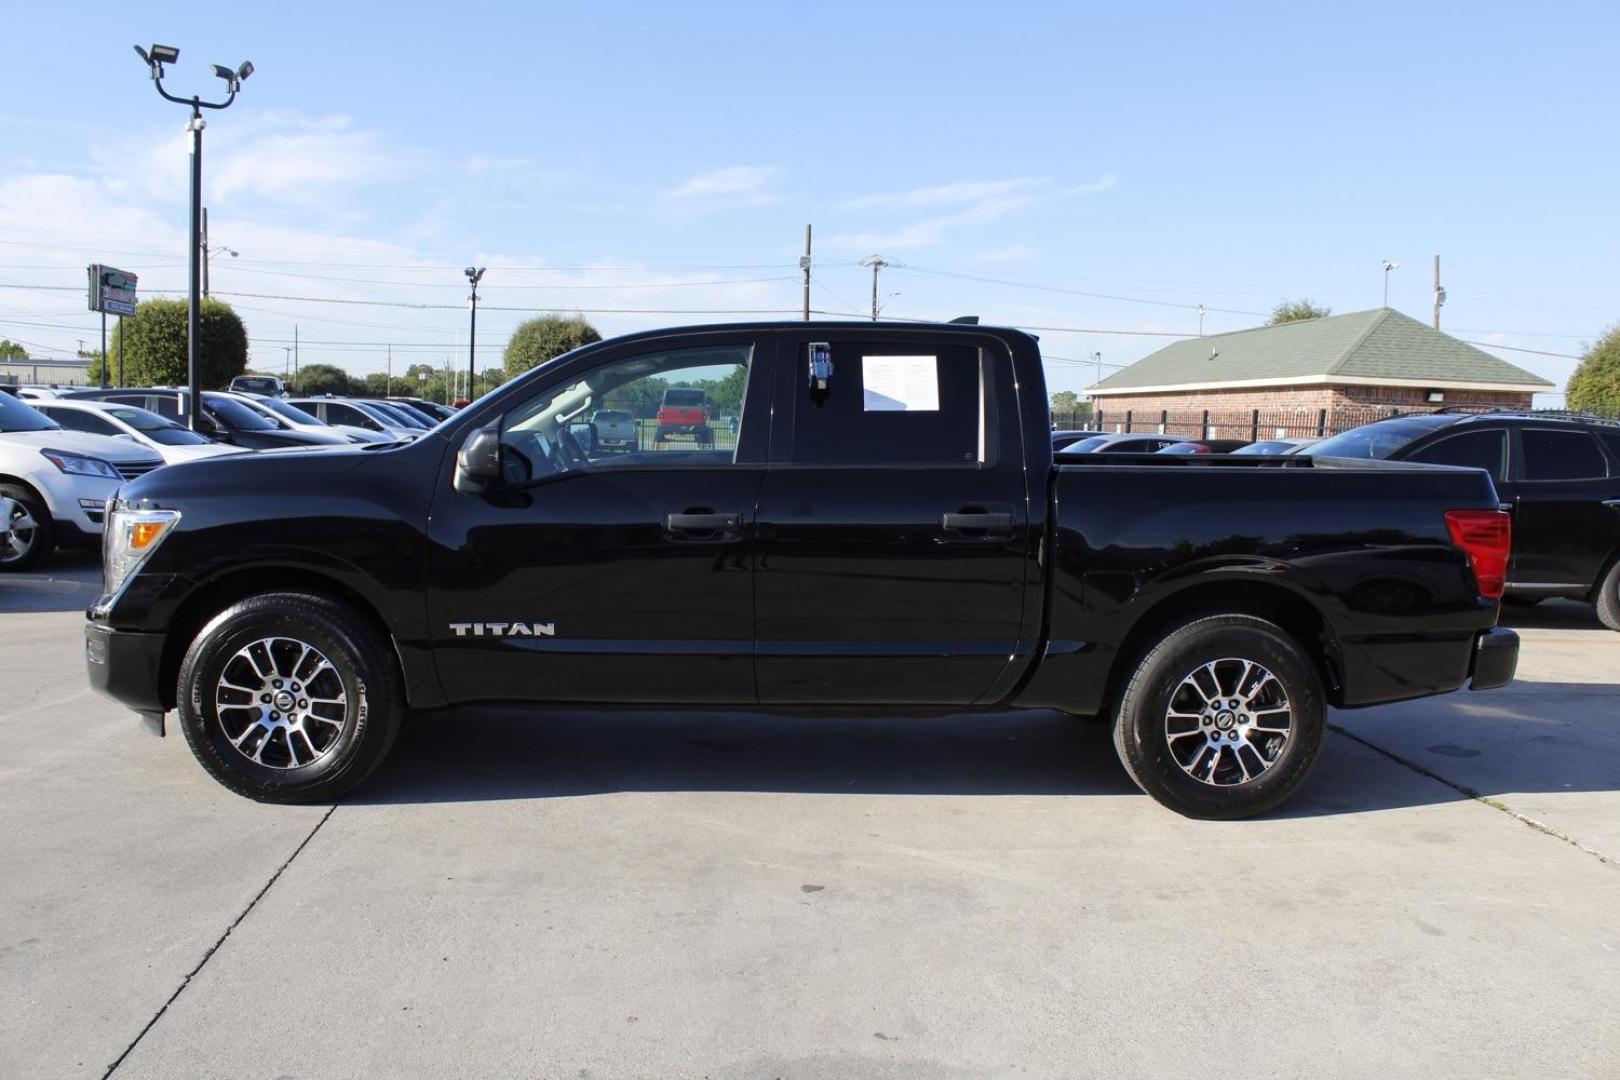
[2,504,36,564]
[1163,657,1293,786]
[214,636,349,769]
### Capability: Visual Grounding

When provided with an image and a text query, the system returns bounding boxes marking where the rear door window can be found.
[1520,429,1608,481]
[788,341,989,466]
[1407,428,1507,483]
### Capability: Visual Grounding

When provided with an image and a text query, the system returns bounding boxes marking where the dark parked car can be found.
[1051,428,1107,451]
[65,389,349,450]
[85,322,1517,818]
[1157,439,1252,455]
[386,397,457,423]
[1232,439,1314,456]
[1304,411,1620,628]
[1062,433,1193,454]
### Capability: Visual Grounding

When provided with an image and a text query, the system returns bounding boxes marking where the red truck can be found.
[654,387,712,446]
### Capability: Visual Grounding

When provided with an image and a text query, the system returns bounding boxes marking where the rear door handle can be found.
[941,511,1013,532]
[666,511,741,532]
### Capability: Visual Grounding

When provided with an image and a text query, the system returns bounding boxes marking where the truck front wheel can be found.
[1112,614,1325,819]
[176,592,404,803]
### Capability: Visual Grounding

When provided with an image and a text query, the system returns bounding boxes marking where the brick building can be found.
[1086,309,1554,438]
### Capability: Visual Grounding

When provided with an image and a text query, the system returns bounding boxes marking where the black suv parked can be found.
[1305,411,1620,629]
[66,389,348,450]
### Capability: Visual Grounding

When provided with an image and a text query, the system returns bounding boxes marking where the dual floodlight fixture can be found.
[465,266,486,286]
[135,44,253,100]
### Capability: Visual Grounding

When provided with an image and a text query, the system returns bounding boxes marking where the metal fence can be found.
[1050,405,1620,442]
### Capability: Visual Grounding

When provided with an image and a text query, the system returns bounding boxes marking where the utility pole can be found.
[386,343,392,398]
[293,324,299,391]
[1197,304,1205,335]
[860,255,891,321]
[464,267,485,402]
[801,225,812,321]
[283,345,291,381]
[1091,351,1103,400]
[116,315,124,387]
[201,207,209,298]
[99,309,107,388]
[1432,254,1446,330]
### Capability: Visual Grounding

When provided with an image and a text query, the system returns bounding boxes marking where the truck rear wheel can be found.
[1595,559,1620,632]
[1112,614,1325,819]
[177,592,404,803]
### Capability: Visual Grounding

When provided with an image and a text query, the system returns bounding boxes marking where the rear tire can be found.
[1112,614,1326,819]
[1595,559,1620,632]
[177,592,404,802]
[0,483,53,572]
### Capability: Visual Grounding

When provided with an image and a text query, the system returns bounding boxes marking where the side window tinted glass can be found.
[500,344,753,484]
[790,341,987,466]
[1598,431,1620,468]
[1408,428,1507,482]
[1521,429,1607,481]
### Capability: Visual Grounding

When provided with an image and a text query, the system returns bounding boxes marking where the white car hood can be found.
[0,428,164,465]
[160,442,251,463]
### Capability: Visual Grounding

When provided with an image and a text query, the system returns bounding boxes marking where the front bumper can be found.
[1468,626,1519,691]
[85,620,169,734]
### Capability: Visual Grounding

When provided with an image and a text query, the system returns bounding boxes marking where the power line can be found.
[896,264,1269,317]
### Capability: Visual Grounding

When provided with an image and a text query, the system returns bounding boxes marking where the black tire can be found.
[1112,614,1326,819]
[177,592,404,803]
[1595,558,1620,632]
[0,482,54,572]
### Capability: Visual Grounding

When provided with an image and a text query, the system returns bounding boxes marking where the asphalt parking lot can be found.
[3,554,1617,1080]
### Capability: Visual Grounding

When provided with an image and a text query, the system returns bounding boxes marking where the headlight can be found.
[41,448,122,480]
[103,503,181,597]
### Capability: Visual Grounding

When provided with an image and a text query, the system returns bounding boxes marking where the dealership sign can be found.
[87,264,138,316]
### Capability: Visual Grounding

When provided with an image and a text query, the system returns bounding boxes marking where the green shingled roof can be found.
[1091,309,1554,393]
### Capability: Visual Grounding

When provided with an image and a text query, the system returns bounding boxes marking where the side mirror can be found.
[454,425,502,495]
[568,421,598,456]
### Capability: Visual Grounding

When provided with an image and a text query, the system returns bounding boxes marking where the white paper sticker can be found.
[862,355,939,411]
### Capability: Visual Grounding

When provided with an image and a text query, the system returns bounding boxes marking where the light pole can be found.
[135,44,252,429]
[1381,260,1399,308]
[465,266,485,403]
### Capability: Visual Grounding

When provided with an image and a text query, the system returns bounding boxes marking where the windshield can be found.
[0,392,60,432]
[102,405,211,446]
[248,396,330,426]
[1303,417,1454,460]
[365,401,429,428]
[203,394,281,430]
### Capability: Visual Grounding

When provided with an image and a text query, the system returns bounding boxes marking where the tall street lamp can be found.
[1381,259,1399,309]
[134,44,253,429]
[465,266,485,404]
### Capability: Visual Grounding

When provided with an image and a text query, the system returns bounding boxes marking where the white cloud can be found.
[824,174,1116,252]
[840,177,1049,210]
[664,165,778,204]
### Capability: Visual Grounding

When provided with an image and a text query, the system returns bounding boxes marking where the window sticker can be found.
[862,355,939,411]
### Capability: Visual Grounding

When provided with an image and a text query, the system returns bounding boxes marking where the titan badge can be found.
[447,622,556,638]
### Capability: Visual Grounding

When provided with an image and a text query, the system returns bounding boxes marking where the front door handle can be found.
[666,511,741,533]
[941,510,1013,533]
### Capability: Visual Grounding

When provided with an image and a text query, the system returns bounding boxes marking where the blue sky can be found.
[2,1,1615,400]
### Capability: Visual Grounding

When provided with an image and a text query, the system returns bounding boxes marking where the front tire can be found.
[0,483,53,572]
[177,592,404,802]
[1112,614,1326,819]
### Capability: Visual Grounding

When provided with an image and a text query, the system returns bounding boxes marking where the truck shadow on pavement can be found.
[0,551,101,614]
[357,675,1617,816]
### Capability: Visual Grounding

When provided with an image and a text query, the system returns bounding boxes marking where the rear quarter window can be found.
[1520,428,1608,481]
[1407,428,1508,483]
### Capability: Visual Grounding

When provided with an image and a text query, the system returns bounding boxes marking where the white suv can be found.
[0,391,164,571]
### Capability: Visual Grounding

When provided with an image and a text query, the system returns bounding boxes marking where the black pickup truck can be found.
[86,322,1519,818]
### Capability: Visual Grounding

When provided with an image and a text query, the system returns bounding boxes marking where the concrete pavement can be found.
[3,555,1617,1079]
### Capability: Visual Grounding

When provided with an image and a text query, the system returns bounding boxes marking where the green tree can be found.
[93,299,249,387]
[1269,298,1332,324]
[503,315,602,381]
[1566,324,1620,413]
[295,363,354,397]
[1050,390,1081,414]
[0,338,27,360]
